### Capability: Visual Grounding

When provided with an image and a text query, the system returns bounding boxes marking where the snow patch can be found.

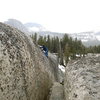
[96,36,100,41]
[28,26,47,32]
[28,27,40,32]
[58,65,65,73]
[81,39,88,42]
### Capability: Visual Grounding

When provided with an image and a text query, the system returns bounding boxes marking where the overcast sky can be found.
[0,0,100,33]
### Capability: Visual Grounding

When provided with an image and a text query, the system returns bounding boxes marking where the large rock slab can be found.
[64,54,100,100]
[0,23,57,100]
[49,82,65,100]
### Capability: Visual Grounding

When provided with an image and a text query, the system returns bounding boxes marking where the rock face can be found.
[64,54,100,100]
[49,82,65,100]
[0,23,58,100]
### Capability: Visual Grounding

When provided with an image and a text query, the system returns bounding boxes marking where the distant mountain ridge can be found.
[4,19,64,37]
[70,31,100,46]
[24,22,47,32]
[4,19,100,46]
[4,19,29,34]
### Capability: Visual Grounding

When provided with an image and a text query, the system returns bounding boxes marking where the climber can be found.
[40,45,48,57]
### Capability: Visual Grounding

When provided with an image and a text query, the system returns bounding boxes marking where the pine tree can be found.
[38,36,44,45]
[30,33,38,44]
[64,44,70,65]
[59,41,64,65]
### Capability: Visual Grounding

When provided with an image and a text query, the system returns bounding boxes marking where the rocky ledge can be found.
[64,54,100,100]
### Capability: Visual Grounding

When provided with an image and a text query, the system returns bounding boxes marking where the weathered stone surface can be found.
[48,53,59,82]
[49,82,65,100]
[0,22,58,100]
[64,54,100,100]
[48,53,65,83]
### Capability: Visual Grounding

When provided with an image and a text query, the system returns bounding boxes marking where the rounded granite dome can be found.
[0,22,57,100]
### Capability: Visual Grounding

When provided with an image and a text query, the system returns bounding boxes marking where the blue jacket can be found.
[40,45,48,57]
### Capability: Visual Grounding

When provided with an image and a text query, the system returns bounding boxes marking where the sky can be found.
[0,0,100,33]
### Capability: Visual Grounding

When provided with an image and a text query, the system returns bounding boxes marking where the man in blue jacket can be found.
[40,45,48,57]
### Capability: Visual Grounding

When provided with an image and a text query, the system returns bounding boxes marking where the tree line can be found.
[31,33,87,65]
[31,33,100,65]
[87,45,100,53]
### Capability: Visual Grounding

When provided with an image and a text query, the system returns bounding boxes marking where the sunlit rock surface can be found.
[0,23,58,100]
[64,54,100,100]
